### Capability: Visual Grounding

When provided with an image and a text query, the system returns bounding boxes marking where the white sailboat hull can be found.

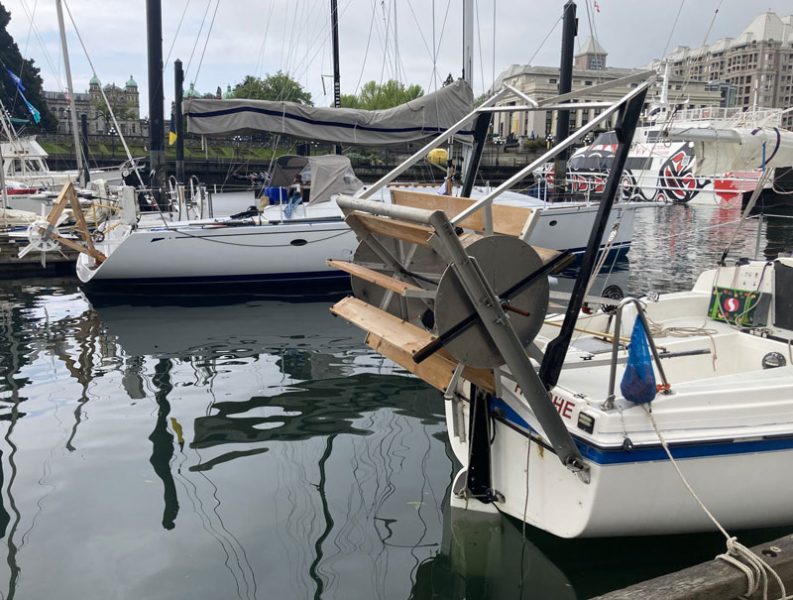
[78,217,357,286]
[76,198,638,288]
[446,261,793,537]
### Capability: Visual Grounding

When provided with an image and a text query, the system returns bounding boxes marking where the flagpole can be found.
[55,0,86,188]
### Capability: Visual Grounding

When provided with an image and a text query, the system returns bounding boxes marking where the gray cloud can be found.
[5,0,791,117]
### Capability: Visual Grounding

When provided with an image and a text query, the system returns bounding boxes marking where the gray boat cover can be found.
[266,154,363,205]
[184,80,473,145]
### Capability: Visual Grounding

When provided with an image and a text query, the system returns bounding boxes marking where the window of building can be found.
[549,78,557,84]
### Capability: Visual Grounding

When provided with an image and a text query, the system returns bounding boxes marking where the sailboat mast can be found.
[462,0,473,88]
[331,0,341,155]
[552,0,577,194]
[146,0,166,207]
[55,0,86,187]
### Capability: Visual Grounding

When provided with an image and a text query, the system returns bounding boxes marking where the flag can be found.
[168,115,177,145]
[22,96,40,124]
[594,0,601,12]
[5,67,41,124]
[5,68,25,92]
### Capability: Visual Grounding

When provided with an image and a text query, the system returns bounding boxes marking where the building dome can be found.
[89,75,100,86]
[184,83,201,98]
[126,75,138,88]
[222,84,233,99]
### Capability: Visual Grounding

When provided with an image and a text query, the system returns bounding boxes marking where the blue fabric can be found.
[6,68,40,124]
[620,318,657,404]
[284,190,302,218]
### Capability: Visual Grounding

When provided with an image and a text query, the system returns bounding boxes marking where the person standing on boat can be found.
[285,173,303,218]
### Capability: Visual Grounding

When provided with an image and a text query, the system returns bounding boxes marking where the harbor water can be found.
[0,203,790,599]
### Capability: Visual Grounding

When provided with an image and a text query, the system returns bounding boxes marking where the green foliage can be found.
[340,80,423,110]
[232,71,313,105]
[0,3,55,131]
[91,94,134,124]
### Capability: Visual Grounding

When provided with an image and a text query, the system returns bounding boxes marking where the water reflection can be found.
[0,285,455,599]
[0,205,791,598]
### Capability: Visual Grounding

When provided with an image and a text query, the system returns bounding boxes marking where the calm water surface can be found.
[0,203,788,599]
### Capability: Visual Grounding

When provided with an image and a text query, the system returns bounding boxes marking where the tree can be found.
[232,71,313,105]
[340,80,424,110]
[91,91,134,129]
[0,3,55,131]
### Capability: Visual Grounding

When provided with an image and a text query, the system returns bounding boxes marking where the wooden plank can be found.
[390,188,532,237]
[67,187,104,263]
[327,259,432,298]
[346,211,434,247]
[330,296,495,393]
[331,296,434,355]
[45,182,75,229]
[591,533,793,600]
[367,333,495,394]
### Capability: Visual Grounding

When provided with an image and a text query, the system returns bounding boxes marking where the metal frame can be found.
[337,72,657,477]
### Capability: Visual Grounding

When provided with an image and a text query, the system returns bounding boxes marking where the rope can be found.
[645,408,788,600]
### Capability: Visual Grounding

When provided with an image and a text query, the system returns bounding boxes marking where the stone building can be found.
[492,38,721,141]
[43,75,145,136]
[649,11,793,127]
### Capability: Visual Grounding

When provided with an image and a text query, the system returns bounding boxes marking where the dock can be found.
[0,232,77,277]
[593,533,793,600]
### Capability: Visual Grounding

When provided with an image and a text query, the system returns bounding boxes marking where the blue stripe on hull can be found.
[489,397,793,465]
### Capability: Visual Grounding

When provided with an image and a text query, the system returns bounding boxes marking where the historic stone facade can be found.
[492,53,721,141]
[43,75,146,136]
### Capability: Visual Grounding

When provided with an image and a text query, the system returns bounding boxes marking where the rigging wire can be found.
[163,0,192,72]
[17,0,63,90]
[185,0,213,80]
[660,0,686,60]
[528,17,562,66]
[61,0,145,187]
[191,0,220,87]
[352,1,379,96]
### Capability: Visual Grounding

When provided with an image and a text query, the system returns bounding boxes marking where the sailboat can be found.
[326,23,793,538]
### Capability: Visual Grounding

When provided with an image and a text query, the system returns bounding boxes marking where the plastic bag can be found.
[620,318,657,404]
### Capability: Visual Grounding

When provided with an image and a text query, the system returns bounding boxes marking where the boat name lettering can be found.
[551,395,575,420]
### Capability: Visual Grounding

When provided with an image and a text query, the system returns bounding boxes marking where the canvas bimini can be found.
[328,71,793,539]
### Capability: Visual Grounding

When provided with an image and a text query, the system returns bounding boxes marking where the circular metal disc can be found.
[351,238,444,327]
[435,235,549,368]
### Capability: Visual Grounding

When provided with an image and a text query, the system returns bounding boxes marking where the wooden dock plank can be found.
[592,534,793,600]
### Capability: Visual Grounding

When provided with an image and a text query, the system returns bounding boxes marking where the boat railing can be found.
[603,297,671,410]
[356,70,656,238]
[660,106,783,128]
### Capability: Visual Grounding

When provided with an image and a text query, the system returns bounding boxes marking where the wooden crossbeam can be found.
[331,296,493,393]
[327,259,434,298]
[40,182,106,263]
[346,211,434,246]
[390,188,532,237]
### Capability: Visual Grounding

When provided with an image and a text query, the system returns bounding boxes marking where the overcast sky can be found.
[4,0,792,116]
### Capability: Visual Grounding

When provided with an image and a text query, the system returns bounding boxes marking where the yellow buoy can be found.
[427,148,448,166]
